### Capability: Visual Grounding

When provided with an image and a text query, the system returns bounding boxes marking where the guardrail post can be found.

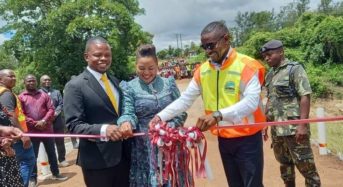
[316,107,328,155]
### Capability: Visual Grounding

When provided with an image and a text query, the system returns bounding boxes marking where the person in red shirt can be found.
[19,74,68,186]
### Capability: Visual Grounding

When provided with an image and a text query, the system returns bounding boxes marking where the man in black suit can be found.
[63,36,130,187]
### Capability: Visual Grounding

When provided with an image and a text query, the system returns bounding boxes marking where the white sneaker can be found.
[28,179,37,187]
[59,160,70,167]
[51,174,68,181]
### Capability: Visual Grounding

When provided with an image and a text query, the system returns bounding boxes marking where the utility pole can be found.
[176,34,179,50]
[179,34,183,57]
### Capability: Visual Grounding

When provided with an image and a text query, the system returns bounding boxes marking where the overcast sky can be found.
[0,0,324,47]
[135,0,321,51]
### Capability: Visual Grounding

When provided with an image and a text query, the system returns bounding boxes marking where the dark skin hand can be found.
[296,95,311,143]
[195,114,217,131]
[119,122,133,139]
[149,115,162,129]
[10,113,31,149]
[263,100,270,141]
[0,126,22,139]
[106,125,123,141]
[35,120,46,131]
[262,126,269,141]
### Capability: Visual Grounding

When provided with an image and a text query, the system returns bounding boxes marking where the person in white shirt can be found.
[150,21,266,187]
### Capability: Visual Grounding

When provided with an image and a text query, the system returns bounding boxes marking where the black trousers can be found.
[81,159,129,187]
[31,137,60,180]
[53,116,66,163]
[218,131,264,187]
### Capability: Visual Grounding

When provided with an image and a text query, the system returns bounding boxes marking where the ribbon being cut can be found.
[149,122,211,187]
[21,116,343,186]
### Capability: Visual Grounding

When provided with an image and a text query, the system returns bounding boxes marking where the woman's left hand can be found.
[149,115,162,130]
[120,122,133,139]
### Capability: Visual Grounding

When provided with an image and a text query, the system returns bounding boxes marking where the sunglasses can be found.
[201,35,225,50]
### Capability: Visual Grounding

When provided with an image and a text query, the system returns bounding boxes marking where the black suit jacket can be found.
[63,69,125,170]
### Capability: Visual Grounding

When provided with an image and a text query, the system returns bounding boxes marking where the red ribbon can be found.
[216,116,343,130]
[149,123,207,187]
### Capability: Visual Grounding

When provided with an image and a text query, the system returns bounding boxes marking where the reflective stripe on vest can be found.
[15,95,28,132]
[199,50,266,138]
[0,86,28,132]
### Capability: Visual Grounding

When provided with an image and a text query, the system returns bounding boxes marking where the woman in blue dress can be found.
[117,44,189,187]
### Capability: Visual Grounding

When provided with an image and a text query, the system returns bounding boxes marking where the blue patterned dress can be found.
[117,76,188,187]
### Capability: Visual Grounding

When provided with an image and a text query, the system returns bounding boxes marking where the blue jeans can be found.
[13,140,36,187]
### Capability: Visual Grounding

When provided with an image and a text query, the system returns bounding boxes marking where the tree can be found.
[234,10,275,45]
[296,0,310,17]
[0,0,152,88]
[318,0,333,14]
[0,46,18,70]
[276,0,310,29]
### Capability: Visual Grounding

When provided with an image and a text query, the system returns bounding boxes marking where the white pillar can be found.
[316,107,328,155]
[38,142,51,176]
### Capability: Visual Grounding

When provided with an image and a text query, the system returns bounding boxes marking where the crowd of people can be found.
[0,20,321,187]
[159,60,201,80]
[0,71,72,187]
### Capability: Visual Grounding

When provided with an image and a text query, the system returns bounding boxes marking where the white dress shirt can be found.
[157,68,261,125]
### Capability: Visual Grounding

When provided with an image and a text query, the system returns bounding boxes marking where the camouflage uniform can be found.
[265,59,321,187]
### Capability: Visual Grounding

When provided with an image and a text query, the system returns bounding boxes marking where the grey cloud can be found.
[136,0,322,50]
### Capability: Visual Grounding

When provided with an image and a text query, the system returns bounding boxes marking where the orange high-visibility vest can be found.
[193,49,266,138]
[0,86,28,132]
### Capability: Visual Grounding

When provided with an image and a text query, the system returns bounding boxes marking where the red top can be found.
[19,90,55,133]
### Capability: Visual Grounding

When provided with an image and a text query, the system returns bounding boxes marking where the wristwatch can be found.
[212,111,223,122]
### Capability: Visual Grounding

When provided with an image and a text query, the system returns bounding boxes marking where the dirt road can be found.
[39,79,343,187]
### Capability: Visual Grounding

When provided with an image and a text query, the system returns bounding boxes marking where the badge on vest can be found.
[224,81,235,93]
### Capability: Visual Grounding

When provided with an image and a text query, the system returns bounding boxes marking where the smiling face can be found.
[136,56,158,84]
[201,32,229,63]
[40,75,51,88]
[84,42,112,73]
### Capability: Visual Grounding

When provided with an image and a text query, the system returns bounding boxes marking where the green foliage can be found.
[284,48,304,63]
[307,16,343,64]
[187,52,207,64]
[237,6,343,98]
[0,0,151,89]
[234,11,275,46]
[0,46,18,70]
[236,32,273,59]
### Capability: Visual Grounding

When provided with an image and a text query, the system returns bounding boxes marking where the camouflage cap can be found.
[260,40,283,53]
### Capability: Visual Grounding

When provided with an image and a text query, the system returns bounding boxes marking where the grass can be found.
[310,122,343,155]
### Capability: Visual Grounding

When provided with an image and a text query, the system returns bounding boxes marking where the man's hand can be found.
[196,114,217,131]
[35,120,46,130]
[149,115,162,129]
[0,126,22,139]
[295,124,308,143]
[262,126,269,141]
[120,122,133,139]
[21,136,32,149]
[106,125,123,141]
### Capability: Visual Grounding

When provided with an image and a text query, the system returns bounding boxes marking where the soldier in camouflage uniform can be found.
[261,40,321,187]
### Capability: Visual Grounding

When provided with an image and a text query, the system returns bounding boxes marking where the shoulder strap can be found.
[287,62,302,98]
